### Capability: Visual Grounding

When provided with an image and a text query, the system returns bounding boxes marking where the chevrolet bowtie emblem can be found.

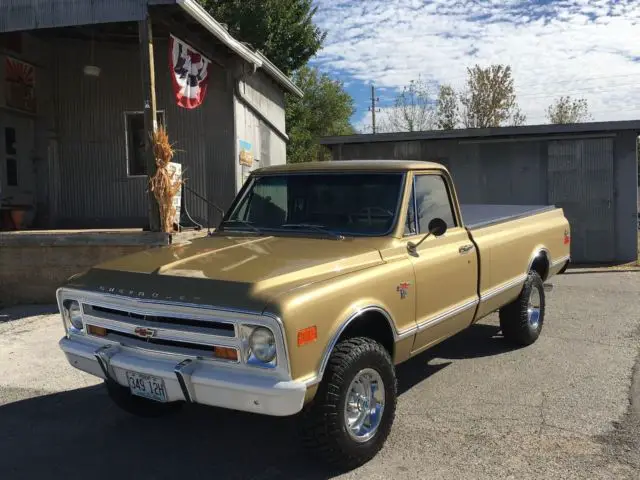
[134,326,156,339]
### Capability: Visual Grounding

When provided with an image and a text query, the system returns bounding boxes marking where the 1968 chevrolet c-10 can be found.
[57,160,570,468]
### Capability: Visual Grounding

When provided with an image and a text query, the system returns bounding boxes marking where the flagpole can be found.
[139,12,161,232]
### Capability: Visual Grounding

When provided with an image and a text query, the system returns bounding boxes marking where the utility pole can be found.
[369,85,380,134]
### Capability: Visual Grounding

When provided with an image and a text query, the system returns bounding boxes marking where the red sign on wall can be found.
[168,34,211,109]
[4,56,36,113]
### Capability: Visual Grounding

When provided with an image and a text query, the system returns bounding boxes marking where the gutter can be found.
[255,52,304,98]
[177,0,302,98]
[234,80,289,142]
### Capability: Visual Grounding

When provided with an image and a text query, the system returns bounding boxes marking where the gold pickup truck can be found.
[57,160,570,469]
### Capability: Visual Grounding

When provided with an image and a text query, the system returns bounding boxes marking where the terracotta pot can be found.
[9,208,26,230]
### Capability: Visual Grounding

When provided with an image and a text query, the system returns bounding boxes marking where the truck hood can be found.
[65,234,386,312]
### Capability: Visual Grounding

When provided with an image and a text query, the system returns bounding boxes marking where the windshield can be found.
[223,172,405,236]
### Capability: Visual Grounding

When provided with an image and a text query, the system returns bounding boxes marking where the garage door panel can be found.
[547,138,614,264]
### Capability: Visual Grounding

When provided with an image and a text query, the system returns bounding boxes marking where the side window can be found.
[414,175,457,232]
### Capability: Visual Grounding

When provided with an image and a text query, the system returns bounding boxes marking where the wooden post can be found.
[139,14,161,232]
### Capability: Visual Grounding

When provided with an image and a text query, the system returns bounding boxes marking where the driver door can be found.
[404,172,479,354]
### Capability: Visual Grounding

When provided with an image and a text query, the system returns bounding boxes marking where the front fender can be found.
[265,257,417,386]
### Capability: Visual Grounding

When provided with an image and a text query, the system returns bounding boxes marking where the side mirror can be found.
[407,217,447,255]
[428,218,447,237]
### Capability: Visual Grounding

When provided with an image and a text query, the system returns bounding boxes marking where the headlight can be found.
[249,327,276,363]
[63,300,84,330]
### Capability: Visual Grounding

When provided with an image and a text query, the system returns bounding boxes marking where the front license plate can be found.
[125,371,167,403]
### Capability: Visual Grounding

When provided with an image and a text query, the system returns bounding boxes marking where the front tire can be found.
[499,270,546,346]
[300,337,397,470]
[105,380,183,418]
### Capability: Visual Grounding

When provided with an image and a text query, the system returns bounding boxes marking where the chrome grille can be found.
[82,302,239,359]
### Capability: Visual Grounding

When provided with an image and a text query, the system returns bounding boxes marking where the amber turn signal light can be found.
[87,325,107,337]
[213,346,238,361]
[297,326,317,346]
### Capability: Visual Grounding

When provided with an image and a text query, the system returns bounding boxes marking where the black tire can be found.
[499,270,545,346]
[105,380,183,418]
[299,337,397,471]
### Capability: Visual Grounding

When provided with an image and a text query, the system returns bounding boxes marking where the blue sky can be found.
[309,0,640,132]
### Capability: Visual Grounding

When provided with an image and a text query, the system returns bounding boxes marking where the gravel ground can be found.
[0,271,639,480]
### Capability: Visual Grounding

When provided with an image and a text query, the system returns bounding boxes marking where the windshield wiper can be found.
[219,219,262,234]
[279,223,345,240]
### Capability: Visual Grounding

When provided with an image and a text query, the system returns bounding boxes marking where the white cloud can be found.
[313,0,640,125]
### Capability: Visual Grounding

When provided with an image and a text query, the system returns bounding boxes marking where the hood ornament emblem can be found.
[134,326,156,339]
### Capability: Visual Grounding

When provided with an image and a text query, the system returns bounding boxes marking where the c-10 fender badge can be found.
[397,282,411,299]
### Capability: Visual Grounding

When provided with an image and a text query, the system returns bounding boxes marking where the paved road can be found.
[1,271,639,480]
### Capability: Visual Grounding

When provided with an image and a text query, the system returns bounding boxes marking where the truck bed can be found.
[460,204,556,230]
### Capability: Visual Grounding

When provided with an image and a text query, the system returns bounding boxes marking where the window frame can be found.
[124,110,166,178]
[404,172,460,237]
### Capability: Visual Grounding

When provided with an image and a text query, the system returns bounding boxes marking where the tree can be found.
[435,84,459,130]
[285,66,355,163]
[459,64,526,128]
[198,0,326,74]
[546,96,592,124]
[380,78,435,132]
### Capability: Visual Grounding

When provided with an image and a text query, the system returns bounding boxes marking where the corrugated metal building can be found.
[0,0,301,230]
[321,122,640,264]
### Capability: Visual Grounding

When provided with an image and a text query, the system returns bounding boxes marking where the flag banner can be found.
[169,34,211,109]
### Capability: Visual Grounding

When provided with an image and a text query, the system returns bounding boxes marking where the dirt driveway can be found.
[1,270,639,480]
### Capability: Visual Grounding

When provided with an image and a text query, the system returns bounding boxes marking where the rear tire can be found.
[499,271,546,346]
[299,337,397,471]
[105,380,183,418]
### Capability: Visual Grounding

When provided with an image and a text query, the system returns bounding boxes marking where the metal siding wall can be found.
[54,36,234,228]
[614,131,639,262]
[547,138,615,263]
[235,69,288,190]
[0,0,146,33]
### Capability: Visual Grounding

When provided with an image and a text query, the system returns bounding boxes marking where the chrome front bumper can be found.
[59,337,306,416]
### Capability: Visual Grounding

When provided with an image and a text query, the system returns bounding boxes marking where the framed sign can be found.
[239,139,253,167]
[5,56,36,113]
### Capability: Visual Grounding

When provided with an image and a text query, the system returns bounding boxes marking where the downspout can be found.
[234,78,289,143]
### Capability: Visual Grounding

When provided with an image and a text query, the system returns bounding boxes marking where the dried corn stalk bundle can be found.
[149,126,183,232]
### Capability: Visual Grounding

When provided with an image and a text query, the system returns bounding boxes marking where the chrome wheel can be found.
[344,368,385,443]
[527,286,541,329]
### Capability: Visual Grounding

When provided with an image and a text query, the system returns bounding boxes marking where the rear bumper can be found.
[59,337,306,416]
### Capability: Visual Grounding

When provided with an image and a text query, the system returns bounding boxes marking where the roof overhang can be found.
[166,0,302,97]
[0,0,302,98]
[320,120,640,145]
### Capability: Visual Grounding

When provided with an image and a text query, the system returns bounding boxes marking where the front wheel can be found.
[299,337,397,470]
[499,270,546,346]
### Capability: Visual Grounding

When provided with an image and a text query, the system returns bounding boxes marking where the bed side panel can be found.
[470,208,570,320]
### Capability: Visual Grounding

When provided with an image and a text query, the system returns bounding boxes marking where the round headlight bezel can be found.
[249,326,277,364]
[64,300,84,330]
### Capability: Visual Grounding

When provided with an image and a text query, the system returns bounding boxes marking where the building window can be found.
[125,111,165,176]
[414,174,457,231]
[6,158,17,186]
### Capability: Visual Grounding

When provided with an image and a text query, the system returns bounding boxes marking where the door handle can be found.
[459,244,474,254]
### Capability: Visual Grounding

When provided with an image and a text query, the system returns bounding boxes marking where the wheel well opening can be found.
[337,311,395,360]
[531,252,550,281]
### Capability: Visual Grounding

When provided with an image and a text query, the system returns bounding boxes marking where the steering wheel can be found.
[349,206,394,224]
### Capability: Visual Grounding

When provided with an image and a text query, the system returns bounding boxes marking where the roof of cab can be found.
[252,160,446,174]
